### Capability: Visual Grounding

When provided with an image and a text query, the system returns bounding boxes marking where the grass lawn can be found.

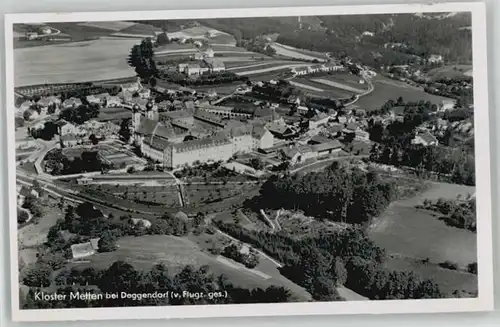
[369,182,477,268]
[80,234,310,300]
[384,256,477,296]
[355,75,453,111]
[427,65,473,80]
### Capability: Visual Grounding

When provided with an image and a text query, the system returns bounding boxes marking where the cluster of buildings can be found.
[291,63,345,76]
[177,48,226,76]
[130,95,278,169]
[58,120,120,147]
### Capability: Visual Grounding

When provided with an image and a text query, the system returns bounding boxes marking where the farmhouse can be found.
[267,120,296,139]
[86,95,101,104]
[59,121,78,136]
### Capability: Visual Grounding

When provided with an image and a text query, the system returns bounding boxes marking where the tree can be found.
[249,157,264,170]
[97,231,117,253]
[118,118,132,143]
[128,38,158,82]
[22,263,53,287]
[156,32,170,45]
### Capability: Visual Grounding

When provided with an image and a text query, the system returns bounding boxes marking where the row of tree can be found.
[419,197,476,231]
[21,261,294,308]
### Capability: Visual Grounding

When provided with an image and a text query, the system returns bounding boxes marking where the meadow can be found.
[369,182,477,295]
[354,76,453,111]
[14,37,139,86]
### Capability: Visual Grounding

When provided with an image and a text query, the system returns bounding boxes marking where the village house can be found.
[86,95,101,104]
[204,58,226,72]
[59,121,78,136]
[412,130,439,146]
[427,54,444,64]
[281,144,317,166]
[62,97,82,109]
[60,134,79,147]
[439,99,457,112]
[309,112,330,129]
[38,96,61,114]
[104,95,122,107]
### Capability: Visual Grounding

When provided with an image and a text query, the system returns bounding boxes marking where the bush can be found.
[439,260,459,270]
[467,262,477,274]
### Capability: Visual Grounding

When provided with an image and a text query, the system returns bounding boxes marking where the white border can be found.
[4,1,493,322]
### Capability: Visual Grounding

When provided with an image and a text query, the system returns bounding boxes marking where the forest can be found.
[252,162,395,225]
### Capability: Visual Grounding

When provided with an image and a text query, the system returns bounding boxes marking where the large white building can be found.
[131,102,274,169]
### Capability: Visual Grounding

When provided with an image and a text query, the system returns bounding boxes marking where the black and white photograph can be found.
[5,2,494,322]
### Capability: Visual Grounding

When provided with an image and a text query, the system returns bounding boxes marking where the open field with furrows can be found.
[82,234,310,300]
[290,78,354,99]
[14,37,139,87]
[427,65,473,80]
[270,42,328,62]
[369,182,476,282]
[229,60,302,73]
[233,63,304,76]
[354,76,453,111]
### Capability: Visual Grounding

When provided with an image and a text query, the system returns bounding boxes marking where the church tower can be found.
[132,104,142,131]
[146,99,158,121]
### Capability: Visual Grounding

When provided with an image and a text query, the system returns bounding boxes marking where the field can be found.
[81,234,310,300]
[290,78,354,99]
[270,42,328,62]
[384,256,477,296]
[369,182,477,295]
[354,76,454,111]
[14,37,139,87]
[427,65,473,80]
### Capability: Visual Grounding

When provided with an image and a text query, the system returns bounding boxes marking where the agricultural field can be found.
[270,42,328,62]
[354,76,454,111]
[14,37,139,87]
[290,78,354,99]
[167,26,236,46]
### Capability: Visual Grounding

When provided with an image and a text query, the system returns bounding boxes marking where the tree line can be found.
[21,261,294,309]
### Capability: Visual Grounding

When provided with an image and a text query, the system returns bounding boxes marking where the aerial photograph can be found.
[12,12,477,310]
